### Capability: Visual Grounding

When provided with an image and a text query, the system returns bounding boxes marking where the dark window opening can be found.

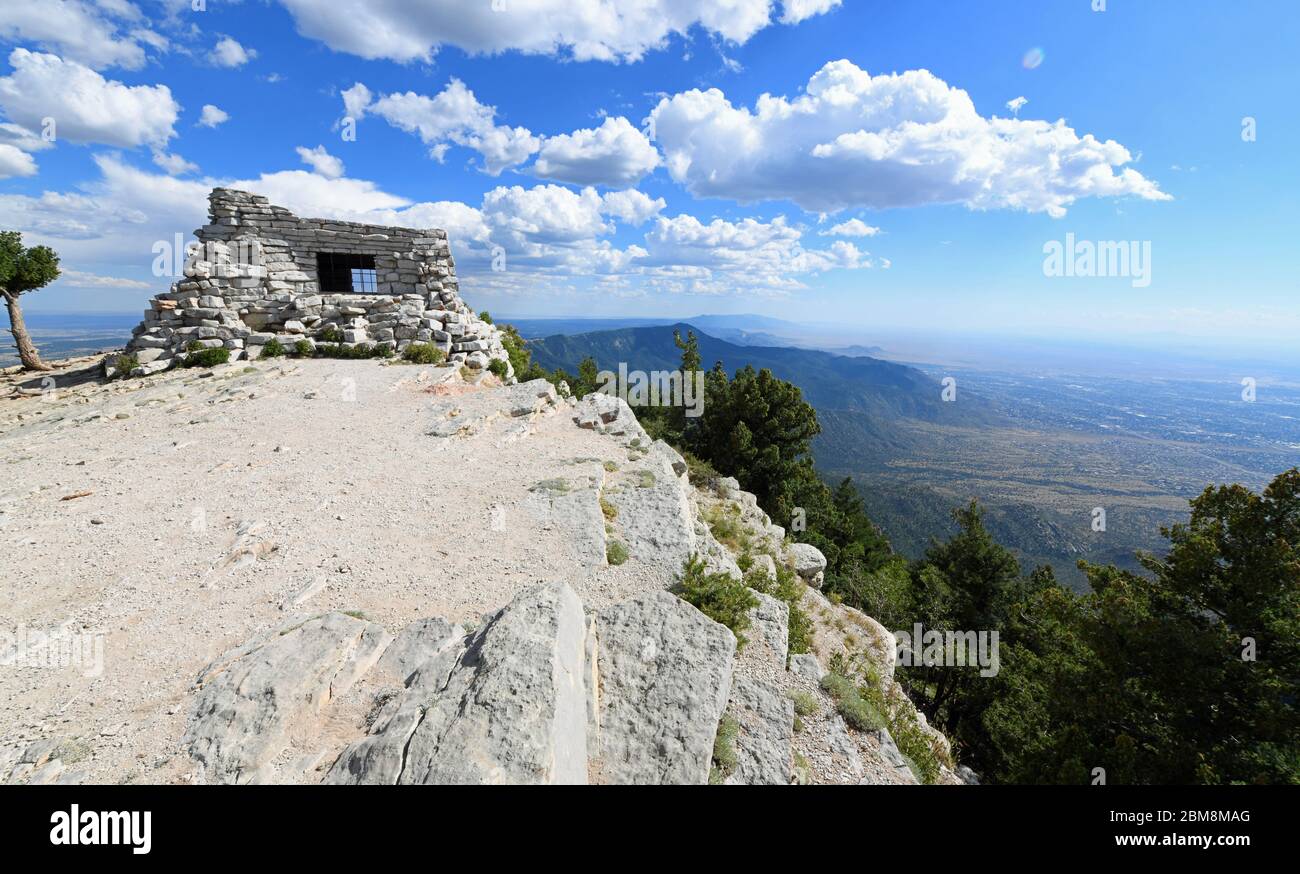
[316,252,378,293]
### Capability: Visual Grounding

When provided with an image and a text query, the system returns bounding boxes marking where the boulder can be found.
[722,676,793,785]
[750,553,777,581]
[328,581,588,785]
[825,713,863,779]
[592,591,735,784]
[184,612,392,784]
[572,394,649,442]
[503,379,558,417]
[788,542,827,587]
[604,443,697,571]
[375,617,463,685]
[874,727,916,781]
[746,592,789,668]
[788,652,827,683]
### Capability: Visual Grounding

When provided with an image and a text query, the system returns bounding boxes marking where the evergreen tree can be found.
[0,231,61,372]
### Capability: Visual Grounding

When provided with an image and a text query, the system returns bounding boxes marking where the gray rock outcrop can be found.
[723,676,794,785]
[328,581,588,785]
[590,590,736,784]
[184,611,391,784]
[789,542,827,588]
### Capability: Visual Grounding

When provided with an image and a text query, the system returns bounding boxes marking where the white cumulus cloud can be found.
[151,149,198,175]
[600,189,666,225]
[295,144,345,179]
[275,0,838,64]
[0,49,178,148]
[198,104,230,128]
[780,0,842,24]
[212,36,255,68]
[532,116,661,187]
[0,0,153,70]
[649,59,1170,216]
[0,143,37,178]
[819,218,879,237]
[343,78,540,175]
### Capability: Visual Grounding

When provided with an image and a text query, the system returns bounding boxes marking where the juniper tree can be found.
[0,231,60,372]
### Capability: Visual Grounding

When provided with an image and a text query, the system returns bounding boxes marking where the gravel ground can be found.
[0,355,679,784]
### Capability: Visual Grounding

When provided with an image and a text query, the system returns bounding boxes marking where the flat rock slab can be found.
[184,611,392,784]
[724,676,794,786]
[747,591,790,669]
[524,478,607,570]
[376,617,463,685]
[592,590,736,784]
[328,581,588,785]
[427,378,558,437]
[788,652,826,683]
[606,444,696,570]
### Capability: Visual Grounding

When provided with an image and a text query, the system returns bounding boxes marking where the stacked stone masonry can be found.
[124,188,511,375]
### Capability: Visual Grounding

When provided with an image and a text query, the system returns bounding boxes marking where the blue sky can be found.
[1,0,1297,352]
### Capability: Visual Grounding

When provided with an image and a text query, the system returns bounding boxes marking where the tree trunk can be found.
[2,289,52,372]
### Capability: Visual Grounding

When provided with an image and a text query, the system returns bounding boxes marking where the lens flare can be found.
[1022,47,1045,70]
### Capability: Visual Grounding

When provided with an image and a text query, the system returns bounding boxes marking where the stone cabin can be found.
[121,188,509,375]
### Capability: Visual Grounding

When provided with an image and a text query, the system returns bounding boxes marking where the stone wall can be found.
[122,188,510,375]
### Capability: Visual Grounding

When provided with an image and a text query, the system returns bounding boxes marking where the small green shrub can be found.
[183,347,231,368]
[487,358,508,379]
[293,339,314,358]
[261,338,286,358]
[673,554,759,648]
[820,672,886,732]
[792,751,813,785]
[315,342,389,360]
[709,714,739,783]
[110,353,138,378]
[789,690,819,717]
[703,502,751,553]
[606,540,629,565]
[402,342,446,364]
[787,603,814,656]
[745,562,812,656]
[478,310,493,324]
[684,451,720,490]
[858,679,947,784]
[317,326,344,343]
[600,496,618,521]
